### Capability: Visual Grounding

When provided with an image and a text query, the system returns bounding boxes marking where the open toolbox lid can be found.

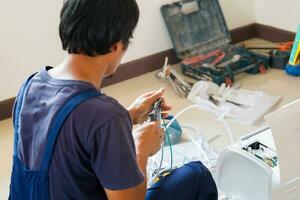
[161,0,231,59]
[265,99,300,183]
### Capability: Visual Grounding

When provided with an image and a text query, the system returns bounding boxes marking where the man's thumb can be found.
[147,88,164,103]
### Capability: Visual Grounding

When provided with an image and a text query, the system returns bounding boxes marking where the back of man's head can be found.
[59,0,140,57]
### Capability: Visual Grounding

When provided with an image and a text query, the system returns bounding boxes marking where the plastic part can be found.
[285,64,300,76]
[216,148,272,200]
[161,0,230,59]
[181,1,199,14]
[164,115,182,146]
[289,25,300,65]
[270,50,290,69]
[265,99,300,183]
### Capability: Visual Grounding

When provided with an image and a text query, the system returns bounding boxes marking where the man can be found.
[9,0,217,199]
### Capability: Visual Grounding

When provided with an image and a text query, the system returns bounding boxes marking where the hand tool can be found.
[156,57,192,97]
[182,49,222,65]
[209,95,250,109]
[148,99,162,122]
[202,52,226,69]
[241,41,293,51]
[216,55,241,68]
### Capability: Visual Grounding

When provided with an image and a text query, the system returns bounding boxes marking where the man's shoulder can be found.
[71,93,130,127]
[67,93,132,152]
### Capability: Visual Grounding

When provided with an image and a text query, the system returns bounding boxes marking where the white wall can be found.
[255,0,300,32]
[0,0,255,101]
[0,0,64,101]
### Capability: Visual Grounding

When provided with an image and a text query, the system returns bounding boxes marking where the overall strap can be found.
[13,73,37,156]
[40,89,100,172]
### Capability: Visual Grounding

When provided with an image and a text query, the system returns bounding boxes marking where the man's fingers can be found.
[153,120,161,128]
[146,88,164,104]
[140,91,156,98]
[137,114,148,124]
[161,104,172,111]
[159,128,165,144]
[161,97,172,111]
[147,120,160,128]
[162,112,169,119]
[160,135,165,144]
[140,87,164,98]
[161,128,165,138]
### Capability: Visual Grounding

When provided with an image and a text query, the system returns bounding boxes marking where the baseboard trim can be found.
[102,48,180,87]
[255,23,296,42]
[0,98,15,121]
[0,23,296,121]
[230,23,257,44]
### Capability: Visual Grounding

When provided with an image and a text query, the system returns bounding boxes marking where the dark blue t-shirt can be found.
[16,67,144,199]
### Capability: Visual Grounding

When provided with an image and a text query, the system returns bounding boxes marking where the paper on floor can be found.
[188,81,281,125]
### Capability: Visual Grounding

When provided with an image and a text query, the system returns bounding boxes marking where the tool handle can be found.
[148,99,162,122]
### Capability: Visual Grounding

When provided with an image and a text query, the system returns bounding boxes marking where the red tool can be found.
[211,52,226,66]
[244,41,294,51]
[259,64,267,74]
[279,41,294,51]
[182,49,221,65]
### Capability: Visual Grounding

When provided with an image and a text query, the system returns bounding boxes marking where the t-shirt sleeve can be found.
[89,111,145,190]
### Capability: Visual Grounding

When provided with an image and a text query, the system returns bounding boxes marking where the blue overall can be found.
[9,74,100,200]
[146,161,218,200]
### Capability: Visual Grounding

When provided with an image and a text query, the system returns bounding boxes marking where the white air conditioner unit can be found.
[215,99,300,200]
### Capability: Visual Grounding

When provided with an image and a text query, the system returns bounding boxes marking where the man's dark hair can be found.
[59,0,139,56]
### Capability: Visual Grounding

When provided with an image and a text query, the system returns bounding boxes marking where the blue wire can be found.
[151,132,164,185]
[151,118,174,185]
[162,118,173,170]
[157,140,164,175]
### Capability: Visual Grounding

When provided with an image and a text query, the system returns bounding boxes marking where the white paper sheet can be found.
[188,81,281,125]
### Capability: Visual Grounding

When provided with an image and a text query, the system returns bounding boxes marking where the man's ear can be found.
[110,41,124,53]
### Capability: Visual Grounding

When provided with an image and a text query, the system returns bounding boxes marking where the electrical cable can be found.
[149,143,164,186]
[149,104,234,186]
[163,117,173,170]
[180,125,210,163]
[149,118,173,186]
[166,104,234,144]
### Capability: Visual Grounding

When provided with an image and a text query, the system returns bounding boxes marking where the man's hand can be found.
[105,122,164,200]
[134,121,165,157]
[127,88,172,125]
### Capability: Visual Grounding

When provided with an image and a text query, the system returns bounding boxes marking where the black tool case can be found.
[270,50,291,69]
[160,0,270,85]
